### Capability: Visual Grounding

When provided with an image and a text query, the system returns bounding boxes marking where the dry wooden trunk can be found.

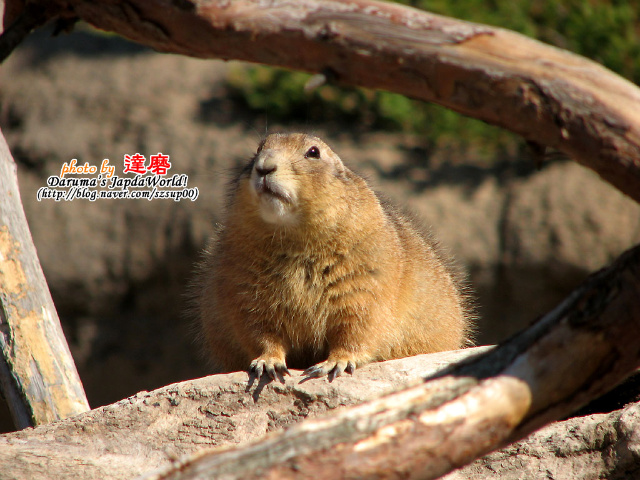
[1,349,638,480]
[0,129,90,429]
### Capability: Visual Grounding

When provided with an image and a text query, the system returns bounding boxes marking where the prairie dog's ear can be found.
[321,144,347,177]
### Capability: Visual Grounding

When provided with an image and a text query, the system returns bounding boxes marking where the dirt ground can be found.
[1,26,639,432]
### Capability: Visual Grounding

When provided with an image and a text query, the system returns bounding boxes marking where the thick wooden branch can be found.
[0,1,66,62]
[143,243,640,480]
[0,349,637,480]
[46,0,640,204]
[0,128,90,428]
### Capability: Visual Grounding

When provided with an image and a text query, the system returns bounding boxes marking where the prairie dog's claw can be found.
[303,359,357,381]
[249,357,290,384]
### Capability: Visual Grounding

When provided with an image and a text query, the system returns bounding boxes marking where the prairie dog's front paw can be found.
[249,356,290,383]
[303,358,357,382]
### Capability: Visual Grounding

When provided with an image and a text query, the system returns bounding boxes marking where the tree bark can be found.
[0,348,637,480]
[0,349,487,480]
[0,128,90,429]
[37,0,640,204]
[0,0,66,62]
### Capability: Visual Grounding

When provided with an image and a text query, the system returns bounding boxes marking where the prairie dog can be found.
[195,133,472,381]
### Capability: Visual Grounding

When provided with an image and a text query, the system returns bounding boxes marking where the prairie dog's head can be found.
[239,133,351,227]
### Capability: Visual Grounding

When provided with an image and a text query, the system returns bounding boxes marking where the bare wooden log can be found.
[37,0,640,204]
[0,349,485,480]
[142,243,640,480]
[0,128,90,429]
[0,351,637,480]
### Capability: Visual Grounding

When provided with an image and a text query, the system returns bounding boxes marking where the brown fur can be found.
[194,133,472,378]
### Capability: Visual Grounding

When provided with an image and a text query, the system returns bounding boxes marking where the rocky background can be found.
[1,27,639,432]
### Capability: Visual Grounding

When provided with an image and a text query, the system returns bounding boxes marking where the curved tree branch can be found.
[58,0,640,203]
[0,1,71,62]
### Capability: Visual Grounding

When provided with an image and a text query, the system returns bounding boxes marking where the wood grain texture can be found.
[1,349,637,480]
[0,128,89,429]
[60,0,640,203]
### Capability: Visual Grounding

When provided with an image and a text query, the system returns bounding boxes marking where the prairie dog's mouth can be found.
[255,176,292,204]
[251,174,298,225]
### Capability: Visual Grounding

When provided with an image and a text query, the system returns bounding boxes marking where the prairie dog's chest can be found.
[228,252,336,341]
[257,251,336,299]
[248,245,382,312]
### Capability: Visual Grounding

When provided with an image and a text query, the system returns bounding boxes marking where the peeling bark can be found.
[0,350,637,480]
[31,0,640,203]
[0,129,90,429]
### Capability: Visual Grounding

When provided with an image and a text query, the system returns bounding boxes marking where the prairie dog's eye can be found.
[305,146,320,159]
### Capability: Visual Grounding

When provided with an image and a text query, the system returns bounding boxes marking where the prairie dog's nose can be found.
[254,152,278,176]
[256,164,277,176]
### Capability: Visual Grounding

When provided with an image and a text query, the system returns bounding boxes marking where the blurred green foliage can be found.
[225,0,639,151]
